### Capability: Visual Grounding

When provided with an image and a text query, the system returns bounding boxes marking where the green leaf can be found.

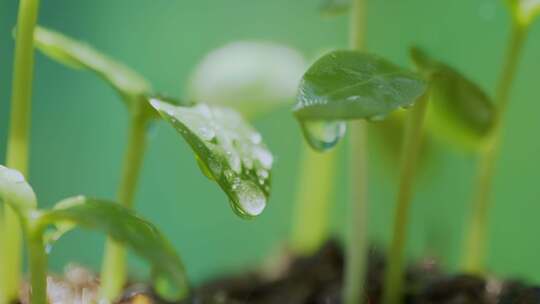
[0,165,37,216]
[411,47,496,150]
[39,196,189,301]
[33,26,152,110]
[321,0,351,16]
[506,0,540,26]
[189,41,306,119]
[293,50,427,151]
[149,98,272,218]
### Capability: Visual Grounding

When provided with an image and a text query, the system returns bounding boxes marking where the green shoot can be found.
[293,49,427,303]
[462,4,534,272]
[0,165,189,304]
[1,0,40,302]
[150,98,273,218]
[33,26,156,300]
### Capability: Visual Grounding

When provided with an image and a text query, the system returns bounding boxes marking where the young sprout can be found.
[294,49,427,304]
[458,0,538,273]
[149,98,273,218]
[0,165,189,304]
[33,26,156,300]
[1,0,41,301]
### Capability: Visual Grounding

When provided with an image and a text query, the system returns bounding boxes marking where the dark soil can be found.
[180,240,540,304]
[18,241,540,303]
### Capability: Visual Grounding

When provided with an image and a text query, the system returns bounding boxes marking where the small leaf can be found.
[33,26,152,109]
[189,41,306,118]
[411,47,496,149]
[506,0,540,26]
[150,98,272,218]
[294,50,427,151]
[40,196,189,301]
[321,0,351,16]
[0,165,37,216]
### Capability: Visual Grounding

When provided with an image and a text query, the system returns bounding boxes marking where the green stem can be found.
[343,0,368,303]
[1,0,40,302]
[100,110,149,301]
[382,93,429,304]
[27,219,47,304]
[462,24,528,273]
[290,144,338,255]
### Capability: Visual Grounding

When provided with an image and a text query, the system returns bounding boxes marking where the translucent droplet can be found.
[233,180,266,217]
[197,125,216,142]
[300,120,346,152]
[253,147,273,169]
[250,132,262,144]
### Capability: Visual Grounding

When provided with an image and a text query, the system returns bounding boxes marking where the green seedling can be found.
[0,165,188,304]
[1,0,40,302]
[294,48,427,304]
[33,27,273,300]
[457,0,539,273]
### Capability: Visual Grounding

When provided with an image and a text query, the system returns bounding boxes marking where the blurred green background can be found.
[1,0,540,285]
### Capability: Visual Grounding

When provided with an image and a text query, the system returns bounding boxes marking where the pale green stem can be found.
[290,144,339,255]
[343,0,368,303]
[382,93,429,304]
[100,110,148,301]
[27,219,47,304]
[1,0,40,302]
[462,24,528,273]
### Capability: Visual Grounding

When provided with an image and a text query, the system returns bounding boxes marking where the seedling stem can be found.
[101,108,149,300]
[343,0,368,303]
[463,24,528,273]
[1,0,40,302]
[383,93,429,304]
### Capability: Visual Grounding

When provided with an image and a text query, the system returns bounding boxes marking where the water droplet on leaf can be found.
[300,120,346,152]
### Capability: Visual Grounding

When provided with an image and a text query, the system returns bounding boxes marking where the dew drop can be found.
[300,120,346,152]
[233,180,266,217]
[197,125,216,141]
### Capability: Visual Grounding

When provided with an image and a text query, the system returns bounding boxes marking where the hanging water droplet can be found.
[250,132,262,144]
[253,147,273,169]
[233,180,266,217]
[300,120,346,152]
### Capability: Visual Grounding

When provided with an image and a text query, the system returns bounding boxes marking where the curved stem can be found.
[343,0,368,303]
[1,0,40,302]
[100,110,148,301]
[290,144,338,255]
[462,24,528,273]
[382,93,429,304]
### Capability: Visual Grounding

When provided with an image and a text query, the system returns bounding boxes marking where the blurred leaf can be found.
[0,165,37,216]
[189,41,306,119]
[40,196,189,301]
[506,0,540,26]
[293,50,427,151]
[149,98,272,218]
[33,26,152,112]
[411,47,496,150]
[321,0,351,16]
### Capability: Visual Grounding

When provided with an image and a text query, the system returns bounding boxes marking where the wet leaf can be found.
[0,165,36,216]
[150,98,272,218]
[293,50,427,151]
[190,41,306,119]
[411,47,496,149]
[321,0,351,16]
[33,26,152,111]
[507,0,540,26]
[39,196,189,301]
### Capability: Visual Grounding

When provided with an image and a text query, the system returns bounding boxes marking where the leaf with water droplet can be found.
[149,98,272,218]
[411,47,496,150]
[39,196,189,301]
[0,165,37,216]
[190,41,307,119]
[294,50,427,151]
[32,26,157,116]
[506,0,540,26]
[320,0,351,16]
